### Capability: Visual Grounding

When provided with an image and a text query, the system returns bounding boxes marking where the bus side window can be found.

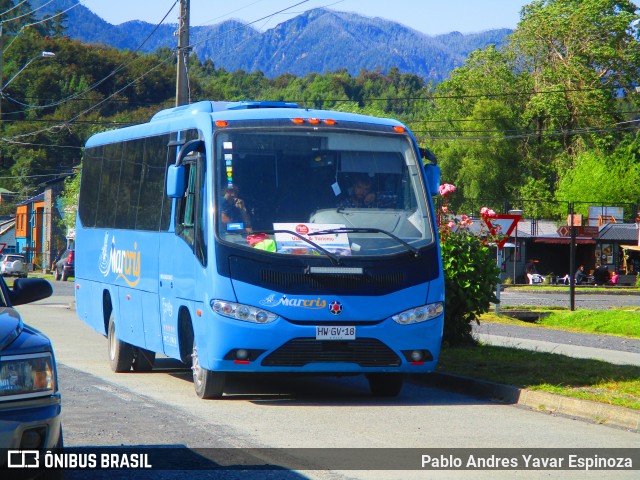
[177,161,196,245]
[176,155,207,266]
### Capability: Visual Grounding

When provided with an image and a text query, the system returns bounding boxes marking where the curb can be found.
[414,372,639,433]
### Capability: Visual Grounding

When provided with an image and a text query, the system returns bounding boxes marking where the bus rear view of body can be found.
[74,101,444,398]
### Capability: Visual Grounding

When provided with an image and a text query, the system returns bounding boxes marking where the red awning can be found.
[533,237,596,245]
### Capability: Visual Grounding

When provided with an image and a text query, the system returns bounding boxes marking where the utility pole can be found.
[1,23,4,122]
[569,202,576,311]
[175,0,190,107]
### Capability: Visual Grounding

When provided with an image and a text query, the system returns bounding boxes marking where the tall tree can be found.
[509,0,640,152]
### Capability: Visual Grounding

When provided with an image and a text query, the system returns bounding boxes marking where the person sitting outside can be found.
[221,186,253,233]
[592,264,610,285]
[338,176,377,208]
[608,272,619,286]
[574,265,587,285]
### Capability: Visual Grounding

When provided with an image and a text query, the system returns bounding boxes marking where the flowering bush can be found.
[439,187,501,346]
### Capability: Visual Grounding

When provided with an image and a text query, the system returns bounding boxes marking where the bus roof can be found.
[85,100,409,148]
[149,100,404,127]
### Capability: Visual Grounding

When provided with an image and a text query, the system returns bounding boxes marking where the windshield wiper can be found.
[310,227,420,257]
[248,230,341,266]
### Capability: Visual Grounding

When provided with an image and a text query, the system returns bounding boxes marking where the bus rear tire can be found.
[191,340,225,399]
[366,373,404,397]
[132,347,156,372]
[108,313,134,373]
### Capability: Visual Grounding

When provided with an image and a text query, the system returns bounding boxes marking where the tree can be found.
[509,0,640,152]
[427,46,527,210]
[555,144,640,217]
[59,170,80,234]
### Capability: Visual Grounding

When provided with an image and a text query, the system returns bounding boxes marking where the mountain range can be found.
[32,0,511,82]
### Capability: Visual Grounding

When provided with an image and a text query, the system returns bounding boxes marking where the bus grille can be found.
[261,338,401,367]
[261,270,405,292]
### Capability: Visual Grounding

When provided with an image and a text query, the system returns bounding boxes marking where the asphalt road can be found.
[11,279,640,479]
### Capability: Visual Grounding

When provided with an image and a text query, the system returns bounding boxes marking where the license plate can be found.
[316,326,356,340]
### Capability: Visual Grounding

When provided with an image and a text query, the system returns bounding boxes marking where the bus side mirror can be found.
[419,147,440,195]
[167,139,204,198]
[425,164,440,196]
[166,164,186,198]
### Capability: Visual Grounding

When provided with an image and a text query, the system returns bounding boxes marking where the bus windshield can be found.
[215,127,433,257]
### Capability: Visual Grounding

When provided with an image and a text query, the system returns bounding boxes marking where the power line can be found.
[0,0,318,143]
[20,2,82,31]
[0,1,28,18]
[3,1,179,114]
[0,0,54,24]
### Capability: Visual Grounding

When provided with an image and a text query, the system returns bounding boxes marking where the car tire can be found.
[107,313,134,373]
[61,269,69,281]
[192,340,225,399]
[366,373,404,397]
[131,347,156,372]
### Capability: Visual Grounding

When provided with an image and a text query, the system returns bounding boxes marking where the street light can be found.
[0,51,56,119]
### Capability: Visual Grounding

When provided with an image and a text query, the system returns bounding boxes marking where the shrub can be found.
[440,230,501,345]
[438,185,501,345]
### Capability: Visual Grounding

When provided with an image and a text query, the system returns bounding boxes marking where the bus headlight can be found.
[0,353,56,400]
[392,302,443,325]
[211,300,278,324]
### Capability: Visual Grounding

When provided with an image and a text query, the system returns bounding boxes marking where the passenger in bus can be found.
[221,186,253,232]
[338,176,377,208]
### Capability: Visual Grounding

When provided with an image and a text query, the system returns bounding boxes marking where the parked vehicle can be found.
[0,277,62,451]
[0,254,28,278]
[53,249,74,281]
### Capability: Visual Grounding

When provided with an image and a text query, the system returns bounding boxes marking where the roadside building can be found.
[0,216,16,254]
[13,177,70,271]
[597,223,640,275]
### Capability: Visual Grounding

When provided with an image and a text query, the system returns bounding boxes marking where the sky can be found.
[80,0,531,35]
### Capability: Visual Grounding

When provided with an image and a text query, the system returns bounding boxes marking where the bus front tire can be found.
[108,314,134,373]
[366,373,404,397]
[191,341,225,399]
[132,347,156,372]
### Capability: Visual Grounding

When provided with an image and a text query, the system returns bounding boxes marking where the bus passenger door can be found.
[159,154,205,362]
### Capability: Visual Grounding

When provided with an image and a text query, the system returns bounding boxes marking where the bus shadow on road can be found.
[155,362,495,406]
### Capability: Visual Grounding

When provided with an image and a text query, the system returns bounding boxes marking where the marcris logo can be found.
[98,233,141,287]
[260,294,326,310]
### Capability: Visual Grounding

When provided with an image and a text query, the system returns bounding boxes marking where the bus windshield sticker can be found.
[273,223,351,256]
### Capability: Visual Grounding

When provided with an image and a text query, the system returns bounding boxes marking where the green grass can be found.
[481,308,640,339]
[438,308,640,409]
[437,344,640,410]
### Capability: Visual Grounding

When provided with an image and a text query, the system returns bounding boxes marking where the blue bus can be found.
[74,101,444,398]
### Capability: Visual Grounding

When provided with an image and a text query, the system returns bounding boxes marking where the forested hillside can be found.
[30,0,510,82]
[0,0,639,224]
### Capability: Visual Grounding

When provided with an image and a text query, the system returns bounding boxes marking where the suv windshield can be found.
[215,127,433,257]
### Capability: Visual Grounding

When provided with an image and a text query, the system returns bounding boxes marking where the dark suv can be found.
[53,249,74,281]
[0,277,61,451]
